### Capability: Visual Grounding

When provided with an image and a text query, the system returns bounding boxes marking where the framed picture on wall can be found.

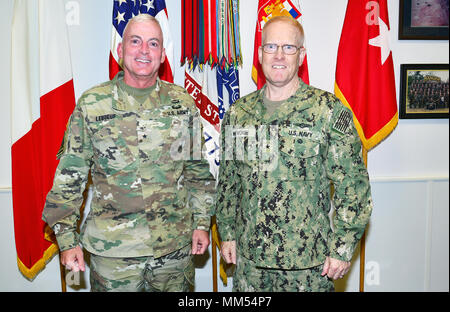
[400,64,449,119]
[399,0,449,39]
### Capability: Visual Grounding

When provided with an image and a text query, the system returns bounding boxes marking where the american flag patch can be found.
[332,110,352,135]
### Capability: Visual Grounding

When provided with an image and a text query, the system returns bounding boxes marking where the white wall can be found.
[0,0,448,292]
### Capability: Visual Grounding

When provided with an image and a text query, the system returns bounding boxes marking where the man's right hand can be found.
[61,246,85,272]
[220,241,236,264]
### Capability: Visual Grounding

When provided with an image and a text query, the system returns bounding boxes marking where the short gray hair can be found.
[122,14,163,41]
[262,16,305,47]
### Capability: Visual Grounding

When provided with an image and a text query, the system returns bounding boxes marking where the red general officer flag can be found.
[109,0,174,82]
[252,0,309,89]
[11,0,76,280]
[335,0,398,150]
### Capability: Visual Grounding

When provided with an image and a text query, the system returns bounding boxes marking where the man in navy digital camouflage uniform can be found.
[215,16,373,292]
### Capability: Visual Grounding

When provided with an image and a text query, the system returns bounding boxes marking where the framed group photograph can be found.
[400,64,449,119]
[399,0,449,39]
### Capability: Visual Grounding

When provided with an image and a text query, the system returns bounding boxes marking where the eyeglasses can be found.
[262,43,302,55]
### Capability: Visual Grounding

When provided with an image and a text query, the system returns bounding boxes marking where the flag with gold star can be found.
[335,0,398,150]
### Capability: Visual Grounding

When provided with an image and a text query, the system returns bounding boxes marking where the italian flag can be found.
[11,0,76,280]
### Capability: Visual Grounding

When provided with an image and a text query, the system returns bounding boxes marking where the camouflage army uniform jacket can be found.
[43,72,215,258]
[215,79,373,269]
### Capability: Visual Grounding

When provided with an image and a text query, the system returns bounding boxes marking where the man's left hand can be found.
[321,256,351,280]
[192,229,210,255]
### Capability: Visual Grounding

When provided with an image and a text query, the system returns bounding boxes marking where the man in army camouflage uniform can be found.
[215,16,373,292]
[42,14,215,291]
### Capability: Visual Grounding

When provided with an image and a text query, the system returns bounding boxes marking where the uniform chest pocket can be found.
[92,118,137,176]
[278,137,322,181]
[236,159,257,178]
[138,114,191,164]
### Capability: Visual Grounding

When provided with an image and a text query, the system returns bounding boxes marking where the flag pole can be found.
[359,147,368,292]
[359,232,366,292]
[211,217,218,292]
[59,260,67,292]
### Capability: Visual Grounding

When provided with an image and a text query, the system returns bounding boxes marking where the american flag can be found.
[109,0,174,82]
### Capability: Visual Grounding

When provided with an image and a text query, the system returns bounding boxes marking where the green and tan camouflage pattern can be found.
[43,72,215,258]
[90,244,194,292]
[215,79,373,269]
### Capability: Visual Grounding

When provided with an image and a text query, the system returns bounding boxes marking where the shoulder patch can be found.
[332,109,353,135]
[56,119,71,159]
